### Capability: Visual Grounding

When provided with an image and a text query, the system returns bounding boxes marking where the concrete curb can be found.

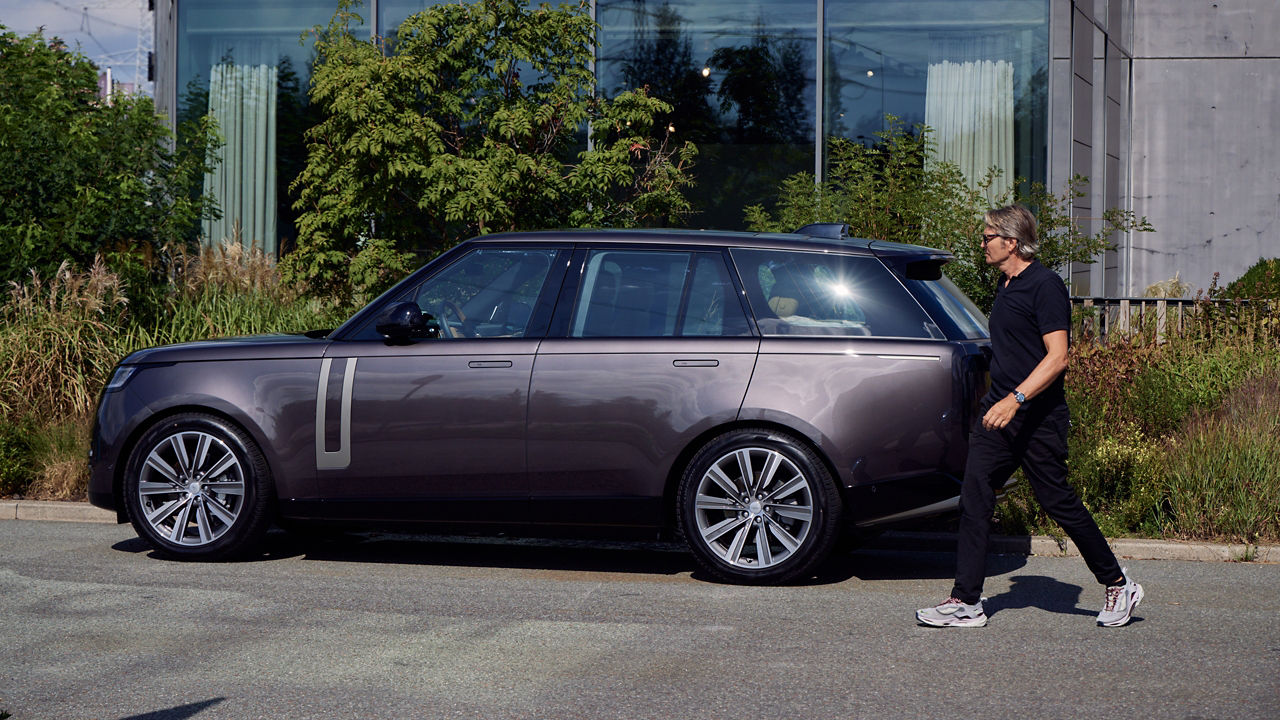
[0,500,116,524]
[2,501,1276,563]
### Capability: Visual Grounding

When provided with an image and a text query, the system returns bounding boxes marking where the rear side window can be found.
[731,248,941,339]
[569,249,751,337]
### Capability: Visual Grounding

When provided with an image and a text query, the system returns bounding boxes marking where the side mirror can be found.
[375,302,439,341]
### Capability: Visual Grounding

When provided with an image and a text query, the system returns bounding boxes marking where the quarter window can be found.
[732,248,941,339]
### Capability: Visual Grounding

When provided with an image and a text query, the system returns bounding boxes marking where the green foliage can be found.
[1224,257,1280,300]
[745,117,1153,311]
[285,0,696,303]
[0,27,217,286]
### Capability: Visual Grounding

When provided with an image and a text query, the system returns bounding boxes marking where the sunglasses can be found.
[981,233,1010,245]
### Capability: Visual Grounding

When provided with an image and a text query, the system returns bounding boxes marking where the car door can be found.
[526,246,759,530]
[315,245,567,524]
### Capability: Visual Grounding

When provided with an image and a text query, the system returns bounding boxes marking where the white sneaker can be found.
[916,597,988,627]
[1097,570,1144,627]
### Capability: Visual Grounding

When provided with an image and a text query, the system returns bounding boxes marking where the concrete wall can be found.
[1130,1,1280,295]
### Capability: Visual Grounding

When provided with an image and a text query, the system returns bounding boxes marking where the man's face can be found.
[981,226,1017,266]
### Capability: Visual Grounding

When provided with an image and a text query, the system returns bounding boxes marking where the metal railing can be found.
[1068,296,1275,344]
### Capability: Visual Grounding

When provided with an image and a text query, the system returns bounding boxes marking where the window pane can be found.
[597,1,816,230]
[906,274,991,340]
[572,250,692,338]
[681,255,752,337]
[414,248,557,338]
[732,249,938,338]
[176,0,369,257]
[823,1,1049,192]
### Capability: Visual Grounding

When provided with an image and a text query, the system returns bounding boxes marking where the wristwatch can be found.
[1013,390,1026,405]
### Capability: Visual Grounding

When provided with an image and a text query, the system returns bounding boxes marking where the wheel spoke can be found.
[757,451,783,492]
[725,523,752,564]
[702,515,748,544]
[170,435,192,477]
[168,499,195,543]
[764,516,802,553]
[770,504,813,522]
[207,480,245,497]
[195,501,214,544]
[191,434,212,476]
[202,452,238,481]
[695,493,740,512]
[138,481,179,496]
[705,463,742,499]
[755,523,774,566]
[764,474,807,502]
[144,454,180,484]
[733,449,755,494]
[203,496,237,525]
[145,498,184,525]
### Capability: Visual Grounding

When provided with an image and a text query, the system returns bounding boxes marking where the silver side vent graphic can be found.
[316,357,357,470]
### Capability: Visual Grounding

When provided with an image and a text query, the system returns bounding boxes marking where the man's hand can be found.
[982,393,1020,430]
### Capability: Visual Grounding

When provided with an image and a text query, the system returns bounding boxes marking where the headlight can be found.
[104,365,137,392]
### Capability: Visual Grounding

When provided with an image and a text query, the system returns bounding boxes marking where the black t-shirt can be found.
[986,259,1070,407]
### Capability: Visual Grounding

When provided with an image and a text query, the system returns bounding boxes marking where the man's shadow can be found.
[984,574,1097,618]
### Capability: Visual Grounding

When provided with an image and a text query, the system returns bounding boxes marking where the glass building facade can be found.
[155,1,1131,291]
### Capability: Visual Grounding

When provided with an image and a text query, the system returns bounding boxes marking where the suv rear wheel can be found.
[677,428,842,584]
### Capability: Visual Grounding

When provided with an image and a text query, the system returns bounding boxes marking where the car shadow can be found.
[113,531,1041,588]
[264,529,701,578]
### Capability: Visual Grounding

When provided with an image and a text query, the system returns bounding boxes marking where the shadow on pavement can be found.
[117,698,224,720]
[111,529,1040,588]
[983,574,1094,618]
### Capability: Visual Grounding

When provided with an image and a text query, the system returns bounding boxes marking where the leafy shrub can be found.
[0,27,216,286]
[1224,258,1280,300]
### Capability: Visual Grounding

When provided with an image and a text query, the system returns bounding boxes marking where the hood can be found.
[120,333,331,365]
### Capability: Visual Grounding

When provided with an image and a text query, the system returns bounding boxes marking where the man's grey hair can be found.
[984,205,1039,260]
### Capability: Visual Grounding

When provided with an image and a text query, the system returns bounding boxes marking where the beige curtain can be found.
[924,59,1014,204]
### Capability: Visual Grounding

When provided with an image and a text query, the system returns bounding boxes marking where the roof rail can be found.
[794,222,850,240]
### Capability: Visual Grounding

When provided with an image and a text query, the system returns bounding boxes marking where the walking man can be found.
[916,205,1144,628]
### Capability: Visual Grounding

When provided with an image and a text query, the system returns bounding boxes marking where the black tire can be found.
[123,413,274,561]
[677,428,843,584]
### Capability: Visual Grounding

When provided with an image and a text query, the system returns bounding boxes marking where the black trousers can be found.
[951,399,1122,604]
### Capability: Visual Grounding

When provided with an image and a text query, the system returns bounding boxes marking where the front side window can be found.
[413,247,558,338]
[732,248,940,339]
[569,249,750,338]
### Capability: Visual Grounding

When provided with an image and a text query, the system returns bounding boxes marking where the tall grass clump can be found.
[0,243,354,499]
[1157,373,1280,543]
[0,258,130,421]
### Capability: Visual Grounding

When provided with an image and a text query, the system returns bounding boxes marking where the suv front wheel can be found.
[677,428,843,584]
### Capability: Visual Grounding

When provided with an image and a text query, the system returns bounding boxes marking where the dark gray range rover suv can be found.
[90,226,991,584]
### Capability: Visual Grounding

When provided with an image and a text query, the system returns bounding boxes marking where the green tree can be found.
[285,0,697,302]
[0,27,216,285]
[745,117,1153,310]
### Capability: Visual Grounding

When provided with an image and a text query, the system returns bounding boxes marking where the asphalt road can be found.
[1,521,1277,720]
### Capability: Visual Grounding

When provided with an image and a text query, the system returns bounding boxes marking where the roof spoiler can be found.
[794,222,850,240]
